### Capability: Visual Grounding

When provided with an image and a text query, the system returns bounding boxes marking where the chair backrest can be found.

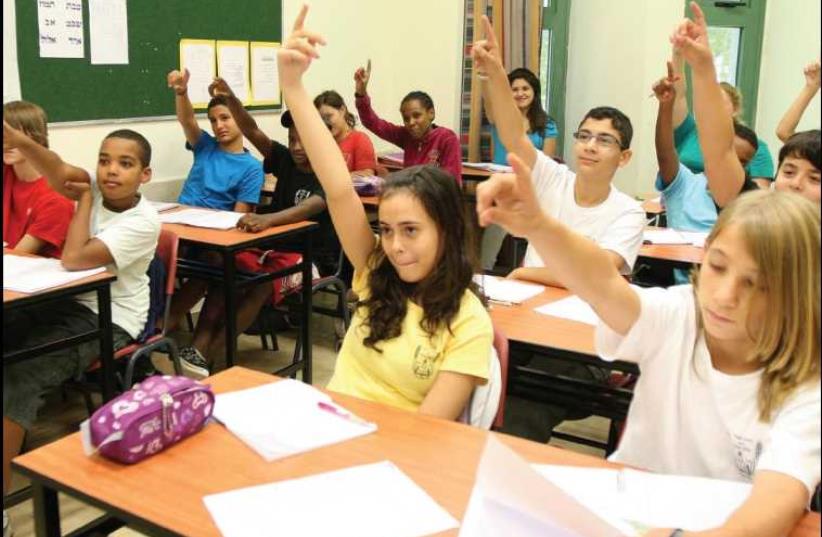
[492,326,509,429]
[156,229,179,335]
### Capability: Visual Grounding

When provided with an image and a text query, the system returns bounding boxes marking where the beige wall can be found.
[34,0,465,200]
[756,0,821,162]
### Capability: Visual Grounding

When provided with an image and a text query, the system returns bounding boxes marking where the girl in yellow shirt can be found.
[278,6,492,420]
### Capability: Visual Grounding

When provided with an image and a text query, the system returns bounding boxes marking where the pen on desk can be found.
[317,401,371,427]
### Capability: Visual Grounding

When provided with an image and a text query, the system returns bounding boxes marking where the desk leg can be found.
[224,251,237,368]
[301,234,313,384]
[97,284,115,401]
[32,482,60,537]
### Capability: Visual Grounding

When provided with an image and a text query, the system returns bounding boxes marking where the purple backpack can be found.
[82,375,214,464]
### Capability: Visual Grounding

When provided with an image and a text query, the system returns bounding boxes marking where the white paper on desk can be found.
[204,460,458,537]
[534,465,751,534]
[534,295,599,326]
[89,0,128,65]
[472,274,544,304]
[180,39,216,108]
[158,208,243,230]
[147,200,179,213]
[381,151,404,163]
[38,0,84,59]
[459,436,623,537]
[212,379,377,461]
[249,42,279,105]
[3,255,105,293]
[680,231,708,247]
[463,162,513,173]
[643,228,690,244]
[217,41,250,104]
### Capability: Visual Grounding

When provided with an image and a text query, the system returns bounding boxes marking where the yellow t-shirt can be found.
[326,266,493,412]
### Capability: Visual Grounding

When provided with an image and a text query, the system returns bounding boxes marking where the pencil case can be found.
[80,375,215,464]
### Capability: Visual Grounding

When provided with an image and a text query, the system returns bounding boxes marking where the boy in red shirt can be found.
[2,101,74,257]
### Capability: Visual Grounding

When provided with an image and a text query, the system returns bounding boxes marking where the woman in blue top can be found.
[481,67,558,269]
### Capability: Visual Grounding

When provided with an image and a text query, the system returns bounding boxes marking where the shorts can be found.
[3,299,132,429]
[235,248,315,305]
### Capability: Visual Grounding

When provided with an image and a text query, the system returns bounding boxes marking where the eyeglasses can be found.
[572,130,623,150]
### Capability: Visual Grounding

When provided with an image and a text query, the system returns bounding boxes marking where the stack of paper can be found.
[204,461,459,537]
[459,436,624,536]
[148,200,180,213]
[380,151,404,164]
[158,208,244,230]
[643,229,708,246]
[212,379,377,461]
[533,465,751,535]
[473,274,544,304]
[3,254,106,293]
[534,295,599,326]
[463,162,514,173]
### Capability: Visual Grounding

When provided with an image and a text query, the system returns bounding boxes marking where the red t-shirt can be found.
[3,164,75,258]
[338,130,377,173]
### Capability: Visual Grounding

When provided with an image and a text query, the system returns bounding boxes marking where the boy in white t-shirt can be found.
[473,19,644,286]
[2,123,160,504]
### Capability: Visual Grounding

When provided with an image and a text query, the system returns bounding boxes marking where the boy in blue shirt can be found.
[164,69,265,336]
[653,62,758,283]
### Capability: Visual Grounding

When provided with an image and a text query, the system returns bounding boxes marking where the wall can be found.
[14,0,465,200]
[563,0,821,198]
[755,0,821,161]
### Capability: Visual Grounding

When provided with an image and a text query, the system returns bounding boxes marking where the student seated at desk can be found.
[479,67,558,270]
[473,16,644,289]
[353,61,463,183]
[162,70,265,337]
[279,6,492,420]
[476,152,820,537]
[3,101,74,257]
[170,80,340,379]
[2,125,160,512]
[314,90,377,178]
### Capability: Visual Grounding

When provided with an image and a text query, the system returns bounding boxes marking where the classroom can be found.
[3,0,820,536]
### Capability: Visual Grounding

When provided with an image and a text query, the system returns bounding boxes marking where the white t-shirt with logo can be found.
[523,152,645,274]
[76,181,161,339]
[595,284,821,495]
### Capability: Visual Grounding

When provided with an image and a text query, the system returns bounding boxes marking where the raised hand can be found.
[278,4,326,90]
[353,59,371,96]
[670,1,713,69]
[652,61,680,103]
[471,15,502,77]
[476,153,544,238]
[804,61,821,90]
[167,69,190,95]
[208,77,235,98]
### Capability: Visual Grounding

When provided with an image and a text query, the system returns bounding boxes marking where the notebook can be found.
[643,229,707,246]
[3,254,106,293]
[473,274,544,305]
[158,208,244,230]
[212,379,377,462]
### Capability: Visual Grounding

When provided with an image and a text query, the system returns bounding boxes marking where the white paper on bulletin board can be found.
[217,41,250,105]
[89,0,129,65]
[249,42,280,106]
[38,0,85,59]
[180,39,216,109]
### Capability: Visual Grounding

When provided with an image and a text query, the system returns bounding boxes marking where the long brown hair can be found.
[693,190,820,421]
[359,165,483,350]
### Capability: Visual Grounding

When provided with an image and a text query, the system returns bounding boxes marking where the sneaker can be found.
[3,510,11,537]
[178,346,210,380]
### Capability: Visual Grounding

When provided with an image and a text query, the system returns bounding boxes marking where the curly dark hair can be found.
[358,165,484,351]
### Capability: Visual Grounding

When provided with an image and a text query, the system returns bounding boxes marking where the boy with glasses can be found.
[473,19,644,288]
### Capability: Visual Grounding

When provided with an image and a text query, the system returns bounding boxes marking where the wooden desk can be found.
[14,367,819,537]
[638,227,705,271]
[377,157,494,184]
[3,251,118,401]
[162,210,318,378]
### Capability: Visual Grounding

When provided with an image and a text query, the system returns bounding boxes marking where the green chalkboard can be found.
[16,0,282,123]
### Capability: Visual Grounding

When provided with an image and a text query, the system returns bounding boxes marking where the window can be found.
[684,0,767,126]
[539,0,571,154]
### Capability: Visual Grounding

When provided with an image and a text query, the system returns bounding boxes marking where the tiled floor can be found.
[5,306,610,537]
